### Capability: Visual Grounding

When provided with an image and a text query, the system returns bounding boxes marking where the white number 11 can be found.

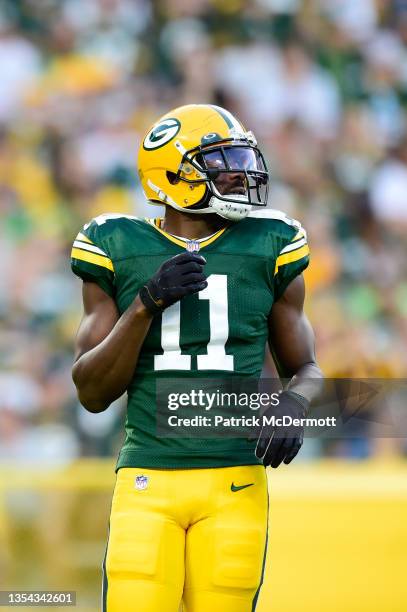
[154,274,234,371]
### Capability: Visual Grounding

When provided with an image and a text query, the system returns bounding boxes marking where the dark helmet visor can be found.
[202,146,266,172]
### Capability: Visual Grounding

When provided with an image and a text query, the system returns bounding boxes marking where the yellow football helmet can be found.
[137,104,269,221]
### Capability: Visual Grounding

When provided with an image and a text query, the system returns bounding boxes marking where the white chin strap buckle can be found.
[209,195,252,221]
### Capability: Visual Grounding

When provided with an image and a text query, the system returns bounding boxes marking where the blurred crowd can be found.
[0,0,406,464]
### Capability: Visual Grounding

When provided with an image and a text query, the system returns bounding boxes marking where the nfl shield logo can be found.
[186,240,200,253]
[135,475,148,491]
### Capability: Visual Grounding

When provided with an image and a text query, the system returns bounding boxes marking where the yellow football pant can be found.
[103,465,268,612]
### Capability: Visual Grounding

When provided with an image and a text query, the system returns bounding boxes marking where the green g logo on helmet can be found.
[143,118,181,150]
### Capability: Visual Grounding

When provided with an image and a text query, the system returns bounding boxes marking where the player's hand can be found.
[255,390,309,468]
[139,252,207,315]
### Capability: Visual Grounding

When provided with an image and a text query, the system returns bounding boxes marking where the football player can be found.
[71,104,323,612]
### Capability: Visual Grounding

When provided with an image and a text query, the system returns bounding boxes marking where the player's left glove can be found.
[255,390,309,468]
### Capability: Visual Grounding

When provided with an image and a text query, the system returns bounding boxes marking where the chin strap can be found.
[147,179,251,221]
[209,195,252,221]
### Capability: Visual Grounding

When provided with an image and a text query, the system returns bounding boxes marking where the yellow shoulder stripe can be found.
[71,247,114,272]
[76,232,93,244]
[274,244,309,276]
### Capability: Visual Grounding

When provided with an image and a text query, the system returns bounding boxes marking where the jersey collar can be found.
[145,217,227,249]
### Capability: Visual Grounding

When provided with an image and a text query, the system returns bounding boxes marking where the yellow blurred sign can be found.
[0,460,406,612]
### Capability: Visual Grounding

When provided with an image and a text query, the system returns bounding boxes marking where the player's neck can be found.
[162,207,229,240]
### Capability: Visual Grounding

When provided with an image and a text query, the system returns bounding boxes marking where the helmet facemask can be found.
[172,137,269,221]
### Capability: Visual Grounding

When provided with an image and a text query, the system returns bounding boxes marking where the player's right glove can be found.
[139,252,207,315]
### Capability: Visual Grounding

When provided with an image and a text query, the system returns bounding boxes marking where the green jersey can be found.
[71,210,309,469]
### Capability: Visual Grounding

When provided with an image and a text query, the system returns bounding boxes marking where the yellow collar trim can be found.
[145,218,227,249]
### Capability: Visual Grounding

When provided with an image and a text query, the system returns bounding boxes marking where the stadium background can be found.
[0,1,406,610]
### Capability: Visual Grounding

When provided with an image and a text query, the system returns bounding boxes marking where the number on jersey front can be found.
[154,274,234,371]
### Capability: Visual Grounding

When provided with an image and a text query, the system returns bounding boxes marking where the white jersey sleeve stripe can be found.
[73,241,108,257]
[280,237,307,255]
[293,227,307,240]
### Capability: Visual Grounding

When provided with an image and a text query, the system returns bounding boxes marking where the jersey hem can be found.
[115,449,262,471]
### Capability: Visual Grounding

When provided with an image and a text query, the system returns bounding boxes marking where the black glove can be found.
[139,252,207,315]
[255,390,309,468]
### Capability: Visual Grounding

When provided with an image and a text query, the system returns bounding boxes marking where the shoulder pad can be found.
[248,208,302,230]
[84,212,139,228]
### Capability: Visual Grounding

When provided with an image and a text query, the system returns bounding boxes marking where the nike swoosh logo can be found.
[231,482,254,492]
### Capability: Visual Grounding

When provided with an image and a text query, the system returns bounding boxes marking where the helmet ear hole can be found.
[166,171,179,185]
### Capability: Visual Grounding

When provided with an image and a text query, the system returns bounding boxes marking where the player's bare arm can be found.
[73,252,207,412]
[255,274,323,468]
[269,274,323,389]
[72,284,153,413]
